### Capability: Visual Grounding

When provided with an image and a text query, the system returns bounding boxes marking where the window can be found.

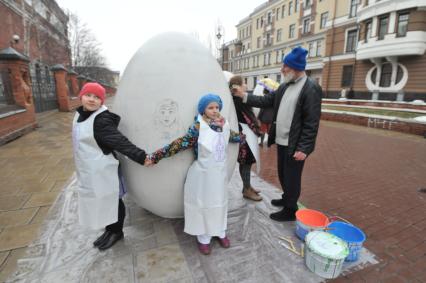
[261,17,264,28]
[378,16,388,40]
[304,0,311,9]
[277,28,282,42]
[282,5,285,18]
[303,17,311,34]
[276,8,280,20]
[276,74,281,83]
[341,65,353,87]
[379,63,392,87]
[308,42,315,57]
[316,40,322,56]
[349,0,359,18]
[244,78,248,84]
[365,21,372,42]
[276,50,280,63]
[257,19,259,29]
[257,37,261,48]
[320,12,328,29]
[288,1,293,15]
[397,13,409,37]
[253,76,257,88]
[266,33,272,45]
[267,12,272,25]
[396,65,403,84]
[289,24,295,38]
[247,43,250,51]
[346,29,357,52]
[295,0,299,12]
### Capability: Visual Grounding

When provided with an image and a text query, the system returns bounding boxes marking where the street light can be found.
[216,26,225,70]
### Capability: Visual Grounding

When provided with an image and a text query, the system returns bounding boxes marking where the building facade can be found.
[222,0,426,101]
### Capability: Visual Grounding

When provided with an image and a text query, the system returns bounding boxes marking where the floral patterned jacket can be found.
[150,118,242,163]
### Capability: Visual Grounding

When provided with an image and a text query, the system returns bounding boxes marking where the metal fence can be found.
[30,63,57,113]
[0,69,14,106]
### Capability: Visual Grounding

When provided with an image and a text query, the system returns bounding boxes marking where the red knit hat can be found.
[79,82,106,104]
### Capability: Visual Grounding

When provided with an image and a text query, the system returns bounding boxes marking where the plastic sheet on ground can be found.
[7,170,378,283]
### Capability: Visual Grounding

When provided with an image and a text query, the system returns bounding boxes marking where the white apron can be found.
[183,115,230,236]
[240,123,261,173]
[72,105,119,230]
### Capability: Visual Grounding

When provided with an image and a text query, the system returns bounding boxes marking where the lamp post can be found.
[216,26,225,70]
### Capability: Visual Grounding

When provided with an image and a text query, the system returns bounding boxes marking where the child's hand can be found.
[144,156,154,167]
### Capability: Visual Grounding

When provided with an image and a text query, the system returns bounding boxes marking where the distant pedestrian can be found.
[232,47,322,221]
[72,82,152,251]
[256,78,280,146]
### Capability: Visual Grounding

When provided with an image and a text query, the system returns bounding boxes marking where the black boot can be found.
[93,231,112,247]
[270,208,297,222]
[98,232,124,251]
[271,198,285,207]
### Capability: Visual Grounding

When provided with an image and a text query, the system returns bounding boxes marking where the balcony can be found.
[358,0,426,22]
[357,31,426,60]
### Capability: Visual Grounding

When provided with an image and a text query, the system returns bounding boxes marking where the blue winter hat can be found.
[283,46,308,71]
[197,93,223,114]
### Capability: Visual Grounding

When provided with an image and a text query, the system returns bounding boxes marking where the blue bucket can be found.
[327,221,366,262]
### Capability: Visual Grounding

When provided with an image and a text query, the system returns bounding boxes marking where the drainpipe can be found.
[325,0,338,97]
[349,21,360,99]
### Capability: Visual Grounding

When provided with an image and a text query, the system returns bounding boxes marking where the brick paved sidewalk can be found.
[258,121,426,283]
[0,110,75,282]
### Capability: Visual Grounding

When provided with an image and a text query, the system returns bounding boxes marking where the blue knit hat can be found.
[283,46,308,71]
[197,93,223,114]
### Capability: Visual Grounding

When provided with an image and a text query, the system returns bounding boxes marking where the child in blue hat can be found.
[150,94,244,255]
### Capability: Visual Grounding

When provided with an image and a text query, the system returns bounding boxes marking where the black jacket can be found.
[76,106,147,165]
[246,77,322,156]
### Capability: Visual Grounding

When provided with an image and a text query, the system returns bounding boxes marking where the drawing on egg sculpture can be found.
[153,98,184,144]
[113,32,238,218]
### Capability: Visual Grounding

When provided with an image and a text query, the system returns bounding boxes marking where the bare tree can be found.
[68,11,107,67]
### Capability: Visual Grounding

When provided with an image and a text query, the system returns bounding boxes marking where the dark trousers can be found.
[105,198,125,233]
[277,145,305,211]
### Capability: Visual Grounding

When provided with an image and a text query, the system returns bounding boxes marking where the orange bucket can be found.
[295,209,329,240]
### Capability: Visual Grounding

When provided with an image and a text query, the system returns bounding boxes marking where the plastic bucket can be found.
[327,221,366,262]
[305,231,349,279]
[295,209,329,241]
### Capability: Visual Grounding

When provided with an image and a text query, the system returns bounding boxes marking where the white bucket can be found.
[305,231,349,279]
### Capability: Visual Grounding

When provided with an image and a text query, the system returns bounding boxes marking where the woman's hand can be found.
[231,85,246,98]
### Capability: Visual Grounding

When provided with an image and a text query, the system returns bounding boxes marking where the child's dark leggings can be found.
[106,198,125,233]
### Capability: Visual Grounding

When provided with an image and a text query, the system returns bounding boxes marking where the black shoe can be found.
[93,231,112,247]
[270,209,297,222]
[271,198,285,207]
[98,232,124,251]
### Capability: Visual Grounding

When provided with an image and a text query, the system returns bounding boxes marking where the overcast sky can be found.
[56,0,264,73]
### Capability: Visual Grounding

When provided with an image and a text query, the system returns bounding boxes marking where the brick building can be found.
[221,0,426,102]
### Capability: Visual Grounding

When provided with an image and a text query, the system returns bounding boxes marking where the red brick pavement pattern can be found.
[258,121,426,283]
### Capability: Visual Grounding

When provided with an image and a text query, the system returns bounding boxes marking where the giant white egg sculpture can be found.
[113,32,239,218]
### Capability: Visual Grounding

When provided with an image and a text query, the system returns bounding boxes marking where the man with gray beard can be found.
[232,46,322,221]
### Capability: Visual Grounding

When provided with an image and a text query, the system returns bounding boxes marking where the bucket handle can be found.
[328,215,353,225]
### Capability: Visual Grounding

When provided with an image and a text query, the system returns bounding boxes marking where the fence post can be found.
[0,47,37,144]
[51,64,70,112]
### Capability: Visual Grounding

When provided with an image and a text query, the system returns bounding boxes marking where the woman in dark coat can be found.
[229,75,262,201]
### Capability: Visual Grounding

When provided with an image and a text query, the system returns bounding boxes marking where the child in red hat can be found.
[73,82,152,251]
